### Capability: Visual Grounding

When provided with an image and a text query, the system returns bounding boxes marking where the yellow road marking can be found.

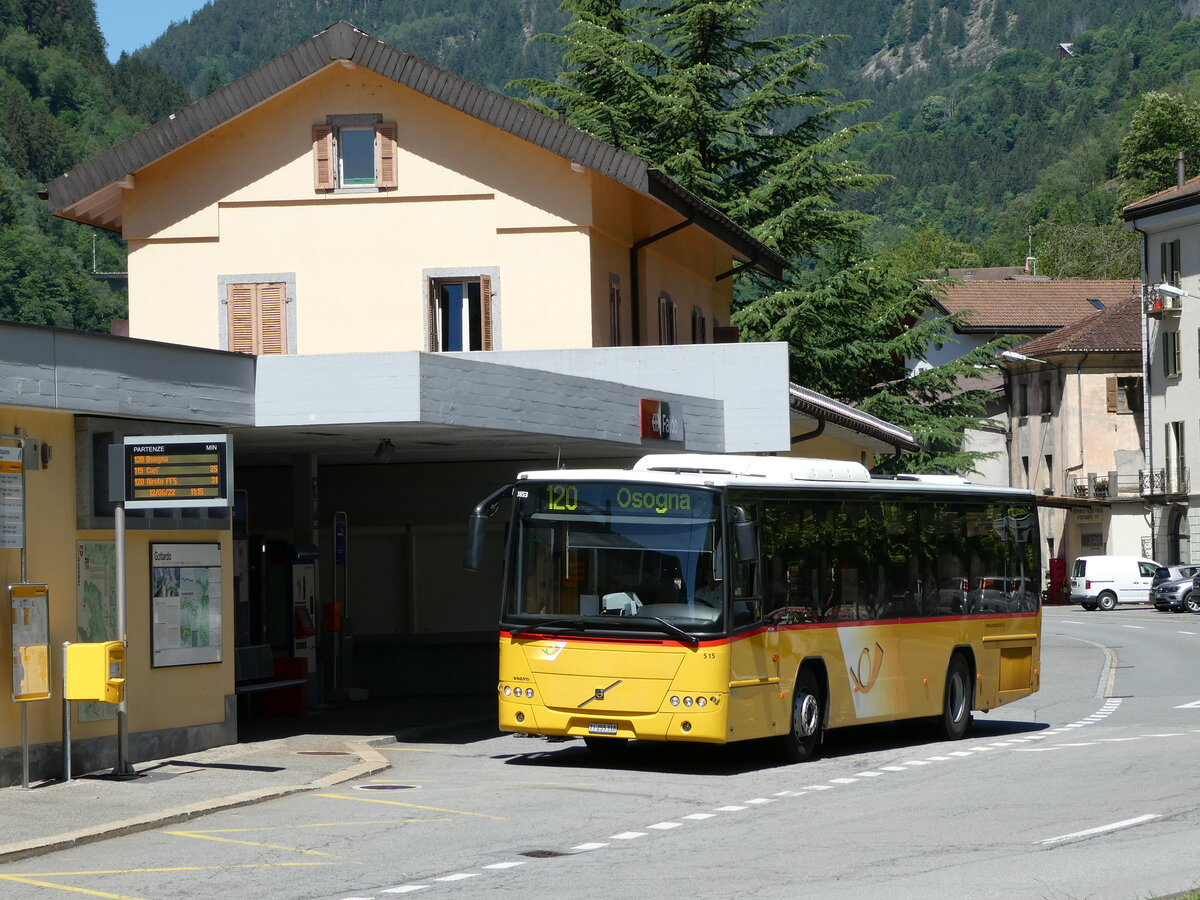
[315,793,505,820]
[180,821,393,834]
[0,875,150,899]
[6,864,333,877]
[163,831,339,856]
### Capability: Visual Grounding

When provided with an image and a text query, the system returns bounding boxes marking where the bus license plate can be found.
[588,723,618,735]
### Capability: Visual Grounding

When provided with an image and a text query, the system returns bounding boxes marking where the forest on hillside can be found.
[5,0,1200,330]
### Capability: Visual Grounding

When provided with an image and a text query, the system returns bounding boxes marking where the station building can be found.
[0,23,915,786]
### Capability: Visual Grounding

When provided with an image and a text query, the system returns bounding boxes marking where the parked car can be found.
[968,576,1037,613]
[1152,577,1200,613]
[1069,555,1163,610]
[1159,565,1200,583]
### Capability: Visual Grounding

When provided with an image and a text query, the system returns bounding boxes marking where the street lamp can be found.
[999,350,1050,365]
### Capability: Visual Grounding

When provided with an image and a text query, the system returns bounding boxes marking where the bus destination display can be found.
[122,435,231,509]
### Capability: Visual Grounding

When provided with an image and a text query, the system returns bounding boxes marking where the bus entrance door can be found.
[727,626,783,739]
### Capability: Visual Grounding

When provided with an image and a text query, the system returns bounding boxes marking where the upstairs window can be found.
[1106,376,1142,414]
[429,275,494,352]
[691,306,707,344]
[658,293,677,345]
[1165,330,1182,377]
[313,117,397,192]
[1161,238,1182,286]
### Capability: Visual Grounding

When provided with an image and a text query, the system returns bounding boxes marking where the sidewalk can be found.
[0,695,496,865]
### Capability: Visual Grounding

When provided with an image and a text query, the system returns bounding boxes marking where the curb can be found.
[0,738,393,865]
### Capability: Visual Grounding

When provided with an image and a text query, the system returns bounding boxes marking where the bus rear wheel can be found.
[938,654,973,741]
[782,668,822,763]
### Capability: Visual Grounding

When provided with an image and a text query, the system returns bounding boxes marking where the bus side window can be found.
[731,503,761,626]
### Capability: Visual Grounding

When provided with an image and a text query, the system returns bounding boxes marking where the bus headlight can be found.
[670,696,680,707]
[513,687,524,698]
[502,685,512,697]
[526,688,535,699]
[696,696,707,707]
[683,696,694,707]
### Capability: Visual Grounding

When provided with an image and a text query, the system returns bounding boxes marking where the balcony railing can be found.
[1067,471,1142,500]
[1139,467,1190,497]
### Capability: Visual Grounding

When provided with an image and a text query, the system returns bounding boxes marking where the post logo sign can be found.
[640,399,681,441]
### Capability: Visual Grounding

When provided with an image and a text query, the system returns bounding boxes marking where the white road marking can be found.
[1175,699,1200,708]
[1178,631,1197,635]
[1039,814,1160,845]
[435,874,478,882]
[482,861,527,869]
[902,759,932,765]
[715,805,748,811]
[880,765,909,771]
[745,798,775,804]
[854,770,886,776]
[683,813,717,820]
[381,888,428,895]
[830,777,858,784]
[572,842,609,850]
[647,822,682,830]
[611,831,647,839]
[803,784,833,790]
[1122,625,1146,629]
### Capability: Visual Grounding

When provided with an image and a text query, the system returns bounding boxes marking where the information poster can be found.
[10,583,49,701]
[0,444,23,549]
[151,543,222,667]
[76,542,118,721]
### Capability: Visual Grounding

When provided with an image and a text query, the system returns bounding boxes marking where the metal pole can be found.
[20,702,29,790]
[114,503,134,776]
[61,641,71,782]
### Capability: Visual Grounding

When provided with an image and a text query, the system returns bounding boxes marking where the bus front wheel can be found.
[782,668,822,763]
[938,654,973,741]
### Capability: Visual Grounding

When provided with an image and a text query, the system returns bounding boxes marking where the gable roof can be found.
[932,279,1141,333]
[46,21,785,278]
[1123,174,1200,218]
[1014,295,1142,357]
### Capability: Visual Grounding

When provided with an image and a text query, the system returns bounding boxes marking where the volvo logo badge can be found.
[578,679,622,707]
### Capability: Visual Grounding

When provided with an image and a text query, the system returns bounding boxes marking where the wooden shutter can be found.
[227,284,256,354]
[1106,376,1118,413]
[313,125,334,191]
[375,122,398,189]
[258,283,288,354]
[227,283,287,355]
[428,283,440,351]
[480,275,493,350]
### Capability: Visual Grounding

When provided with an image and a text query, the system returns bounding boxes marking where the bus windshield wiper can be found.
[639,616,700,647]
[508,618,588,637]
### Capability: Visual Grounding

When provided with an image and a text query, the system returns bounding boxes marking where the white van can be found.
[1069,556,1163,610]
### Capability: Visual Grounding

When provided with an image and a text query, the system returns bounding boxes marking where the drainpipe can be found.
[790,419,826,445]
[630,216,694,345]
[1063,353,1089,490]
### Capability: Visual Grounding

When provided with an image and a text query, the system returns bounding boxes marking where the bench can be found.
[234,644,308,695]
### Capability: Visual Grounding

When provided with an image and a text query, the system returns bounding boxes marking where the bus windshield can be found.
[505,481,724,635]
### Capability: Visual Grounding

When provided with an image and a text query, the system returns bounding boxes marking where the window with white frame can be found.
[427,274,495,352]
[313,115,397,192]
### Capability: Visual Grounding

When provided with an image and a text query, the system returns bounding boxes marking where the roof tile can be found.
[935,280,1140,332]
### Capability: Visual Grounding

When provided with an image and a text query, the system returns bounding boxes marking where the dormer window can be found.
[313,115,397,192]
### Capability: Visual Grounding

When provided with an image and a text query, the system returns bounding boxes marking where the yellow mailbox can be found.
[65,641,125,703]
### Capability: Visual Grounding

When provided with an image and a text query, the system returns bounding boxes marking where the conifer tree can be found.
[520,0,1008,473]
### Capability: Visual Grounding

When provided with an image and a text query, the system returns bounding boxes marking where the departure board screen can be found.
[122,435,232,509]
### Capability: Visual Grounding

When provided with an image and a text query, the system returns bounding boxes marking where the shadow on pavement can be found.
[237,693,499,744]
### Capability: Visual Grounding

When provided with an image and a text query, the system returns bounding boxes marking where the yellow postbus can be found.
[466,454,1041,761]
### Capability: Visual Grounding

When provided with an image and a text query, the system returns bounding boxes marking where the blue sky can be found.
[95,0,209,62]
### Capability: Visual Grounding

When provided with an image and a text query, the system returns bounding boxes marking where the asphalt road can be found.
[4,606,1200,900]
